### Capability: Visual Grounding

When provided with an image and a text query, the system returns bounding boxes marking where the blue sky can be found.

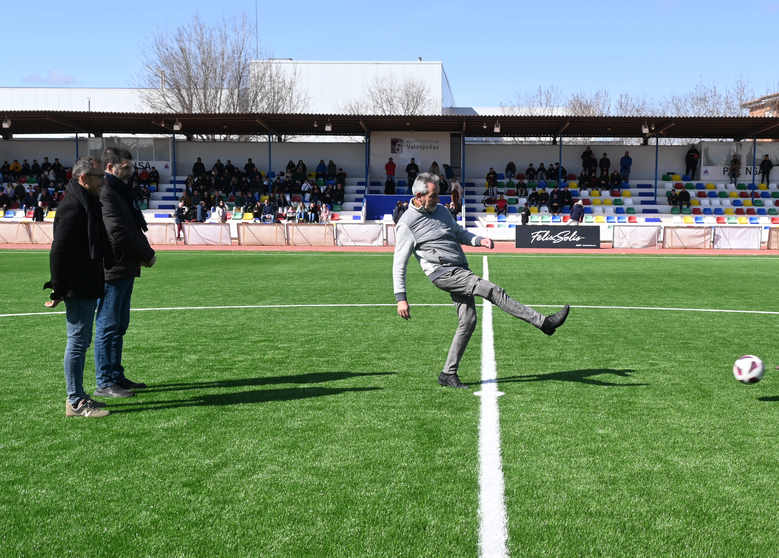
[4,0,778,108]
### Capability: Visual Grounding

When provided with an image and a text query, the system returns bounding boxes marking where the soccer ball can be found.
[733,355,765,384]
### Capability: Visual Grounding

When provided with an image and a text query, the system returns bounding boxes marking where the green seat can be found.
[666,190,673,197]
[231,210,243,220]
[685,183,694,190]
[584,215,594,223]
[772,191,779,198]
[527,181,537,188]
[506,181,515,189]
[497,181,504,188]
[221,194,228,201]
[662,174,671,181]
[682,207,692,215]
[671,207,681,214]
[547,181,558,188]
[497,224,507,228]
[333,204,342,212]
[530,214,541,223]
[736,183,747,190]
[753,199,764,207]
[227,202,235,210]
[613,198,623,205]
[727,216,738,224]
[508,198,518,205]
[316,179,325,186]
[719,191,729,198]
[541,214,552,223]
[626,207,636,214]
[768,208,778,215]
[138,201,148,210]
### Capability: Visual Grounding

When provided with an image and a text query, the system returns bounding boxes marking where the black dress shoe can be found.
[438,372,469,388]
[541,304,570,336]
[93,384,134,398]
[116,378,148,390]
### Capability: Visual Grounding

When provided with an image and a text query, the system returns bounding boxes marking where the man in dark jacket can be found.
[174,201,187,240]
[677,187,691,209]
[685,146,700,179]
[44,156,115,417]
[759,155,773,185]
[405,158,419,187]
[93,147,156,398]
[569,200,584,225]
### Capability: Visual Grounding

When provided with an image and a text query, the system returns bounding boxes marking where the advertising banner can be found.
[701,166,758,181]
[515,225,600,249]
[134,161,173,176]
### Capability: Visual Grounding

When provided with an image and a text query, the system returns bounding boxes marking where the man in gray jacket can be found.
[393,173,569,388]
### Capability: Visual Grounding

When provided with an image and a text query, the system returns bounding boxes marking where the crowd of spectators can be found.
[1,157,72,213]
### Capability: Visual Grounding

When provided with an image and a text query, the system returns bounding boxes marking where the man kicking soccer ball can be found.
[393,172,570,388]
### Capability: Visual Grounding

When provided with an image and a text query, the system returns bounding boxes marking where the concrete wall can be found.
[0,138,89,166]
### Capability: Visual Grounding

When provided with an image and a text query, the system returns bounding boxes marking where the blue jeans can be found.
[64,298,98,405]
[94,278,135,388]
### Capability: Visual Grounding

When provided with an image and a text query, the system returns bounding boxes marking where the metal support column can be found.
[364,132,370,190]
[752,135,757,186]
[172,133,177,197]
[75,130,79,159]
[268,132,272,197]
[558,135,563,183]
[654,132,660,202]
[461,133,466,214]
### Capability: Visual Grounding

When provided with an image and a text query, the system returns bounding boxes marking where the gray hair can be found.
[412,172,438,196]
[72,156,100,179]
[101,146,133,169]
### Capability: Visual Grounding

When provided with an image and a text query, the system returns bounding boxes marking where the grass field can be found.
[1,250,778,557]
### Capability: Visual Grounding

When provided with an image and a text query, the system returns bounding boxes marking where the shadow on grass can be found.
[498,368,647,387]
[758,396,779,402]
[144,371,395,393]
[110,371,392,413]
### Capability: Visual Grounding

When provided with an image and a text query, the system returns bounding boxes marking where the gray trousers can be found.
[431,267,545,375]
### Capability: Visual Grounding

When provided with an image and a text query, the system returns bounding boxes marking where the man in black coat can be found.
[44,156,115,417]
[405,158,419,188]
[174,201,187,240]
[685,146,700,179]
[677,188,691,209]
[93,147,156,399]
[599,153,610,176]
[759,155,773,185]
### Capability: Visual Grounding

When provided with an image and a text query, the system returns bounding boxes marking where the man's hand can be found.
[45,298,63,309]
[142,255,157,268]
[397,300,411,320]
[480,237,494,249]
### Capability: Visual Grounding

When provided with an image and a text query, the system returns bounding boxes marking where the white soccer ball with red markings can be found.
[733,355,765,384]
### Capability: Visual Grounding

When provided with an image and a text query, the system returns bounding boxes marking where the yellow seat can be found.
[622,190,632,197]
[260,195,269,202]
[706,183,716,190]
[485,206,496,213]
[672,174,681,181]
[690,199,699,206]
[738,216,748,224]
[45,210,56,220]
[683,216,694,224]
[529,206,539,214]
[603,198,612,206]
[307,172,316,179]
[591,198,602,206]
[595,215,606,223]
[729,191,739,198]
[725,207,735,215]
[743,199,753,207]
[242,213,253,220]
[758,183,768,190]
[590,190,600,197]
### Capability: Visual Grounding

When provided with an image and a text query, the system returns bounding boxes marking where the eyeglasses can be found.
[85,173,104,178]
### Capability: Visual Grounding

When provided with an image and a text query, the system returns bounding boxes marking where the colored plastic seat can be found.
[628,216,637,223]
[692,208,702,215]
[703,208,713,215]
[595,215,606,223]
[727,216,738,224]
[683,216,694,224]
[584,215,594,223]
[626,207,636,214]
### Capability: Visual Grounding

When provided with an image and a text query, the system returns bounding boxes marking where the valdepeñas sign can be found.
[515,226,600,249]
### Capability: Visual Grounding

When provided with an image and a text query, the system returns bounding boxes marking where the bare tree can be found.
[501,86,566,116]
[135,12,309,140]
[341,75,438,115]
[566,89,612,116]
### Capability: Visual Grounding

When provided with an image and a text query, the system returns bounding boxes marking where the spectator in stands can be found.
[553,163,566,183]
[495,193,508,216]
[438,174,449,195]
[443,163,455,181]
[1,161,10,182]
[585,154,598,177]
[213,199,227,223]
[286,160,296,174]
[234,192,245,210]
[760,155,773,185]
[40,157,51,174]
[301,180,313,201]
[392,200,406,223]
[307,202,320,223]
[21,160,31,176]
[685,145,700,179]
[537,163,547,182]
[549,186,561,215]
[610,170,622,187]
[620,151,632,182]
[505,161,516,180]
[561,185,573,210]
[138,168,150,186]
[30,159,41,176]
[315,160,327,183]
[385,157,396,180]
[520,202,531,225]
[538,188,549,208]
[38,188,51,206]
[485,167,498,199]
[192,157,206,177]
[384,177,396,195]
[516,178,528,198]
[244,158,256,176]
[22,188,36,210]
[326,160,337,181]
[728,155,741,184]
[321,185,334,207]
[525,163,537,181]
[333,183,345,206]
[1,189,11,213]
[52,158,64,180]
[667,189,678,207]
[599,153,610,176]
[149,167,159,186]
[261,200,275,223]
[429,161,440,176]
[527,188,539,207]
[292,166,306,185]
[335,168,347,186]
[197,200,208,222]
[597,171,609,191]
[31,201,45,221]
[319,202,330,223]
[448,201,460,220]
[310,184,322,204]
[285,203,296,222]
[10,159,21,179]
[405,158,419,187]
[296,159,307,176]
[677,187,691,209]
[295,202,307,223]
[175,202,186,240]
[569,200,584,225]
[581,147,594,170]
[450,177,462,207]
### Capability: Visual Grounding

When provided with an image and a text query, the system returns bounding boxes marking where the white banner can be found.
[183,223,231,245]
[663,227,712,249]
[370,132,450,179]
[336,224,383,246]
[134,161,173,176]
[386,223,396,246]
[237,223,287,246]
[145,223,178,245]
[701,166,758,181]
[287,224,335,246]
[28,222,53,244]
[713,226,761,249]
[612,226,660,249]
[0,223,31,244]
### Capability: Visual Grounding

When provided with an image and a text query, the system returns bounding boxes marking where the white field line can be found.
[4,303,779,319]
[474,256,509,557]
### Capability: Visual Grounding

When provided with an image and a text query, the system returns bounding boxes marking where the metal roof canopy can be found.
[2,111,779,141]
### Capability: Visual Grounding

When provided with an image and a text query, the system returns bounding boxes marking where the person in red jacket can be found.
[385,158,396,180]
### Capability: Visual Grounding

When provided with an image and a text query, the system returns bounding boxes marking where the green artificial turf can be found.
[1,251,778,556]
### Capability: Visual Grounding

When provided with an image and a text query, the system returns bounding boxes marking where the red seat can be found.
[10,202,19,209]
[628,216,637,223]
[568,174,576,180]
[582,198,591,205]
[692,208,702,215]
[674,182,684,189]
[611,189,621,197]
[292,195,302,202]
[772,217,779,224]
[486,223,495,228]
[330,213,340,221]
[746,208,756,215]
[562,215,570,222]
[518,173,525,180]
[25,210,34,218]
[696,191,707,198]
[717,217,727,224]
[506,189,516,196]
[735,208,745,215]
[739,191,750,198]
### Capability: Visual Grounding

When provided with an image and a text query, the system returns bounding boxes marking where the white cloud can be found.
[23,69,78,86]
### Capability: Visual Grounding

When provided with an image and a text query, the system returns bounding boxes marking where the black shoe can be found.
[93,384,134,398]
[116,378,147,390]
[541,304,570,336]
[438,372,469,389]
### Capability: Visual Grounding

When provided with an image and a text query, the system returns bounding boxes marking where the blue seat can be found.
[617,216,627,223]
[732,199,743,207]
[749,217,759,224]
[757,208,767,215]
[606,216,616,223]
[508,224,516,228]
[761,191,771,199]
[645,217,662,223]
[570,189,579,196]
[397,180,406,187]
[396,187,407,195]
[497,215,507,222]
[714,208,724,215]
[562,206,571,214]
[748,183,757,191]
[584,206,593,214]
[708,191,718,198]
[703,208,713,215]
[552,215,562,223]
[269,171,276,178]
[695,216,705,224]
[682,174,691,181]
[508,206,517,213]
[4,210,15,218]
[615,207,625,214]
[696,183,705,189]
[621,182,631,188]
[643,208,659,214]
